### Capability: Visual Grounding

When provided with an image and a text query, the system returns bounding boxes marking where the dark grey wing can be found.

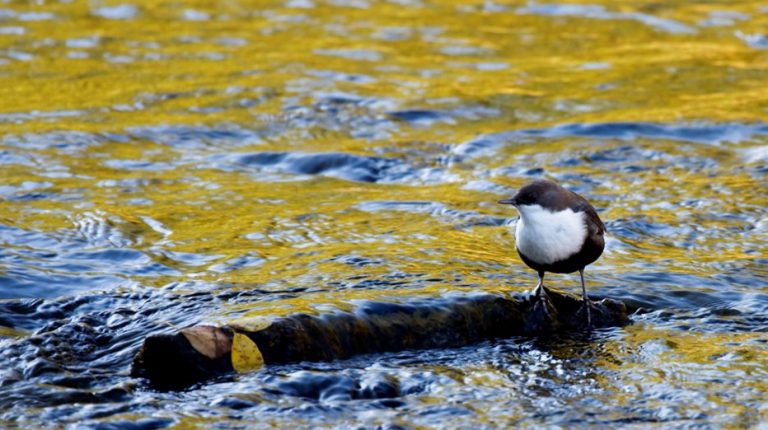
[584,206,605,236]
[569,191,605,236]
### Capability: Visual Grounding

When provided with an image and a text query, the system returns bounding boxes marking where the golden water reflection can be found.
[0,0,767,427]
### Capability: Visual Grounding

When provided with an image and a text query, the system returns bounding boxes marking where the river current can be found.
[1,1,767,428]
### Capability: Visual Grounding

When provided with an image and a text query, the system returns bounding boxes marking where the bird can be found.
[498,179,605,327]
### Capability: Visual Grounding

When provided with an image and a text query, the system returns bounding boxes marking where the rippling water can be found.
[1,0,767,428]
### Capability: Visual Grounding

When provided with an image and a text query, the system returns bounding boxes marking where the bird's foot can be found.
[575,299,597,331]
[526,286,559,332]
[532,296,555,319]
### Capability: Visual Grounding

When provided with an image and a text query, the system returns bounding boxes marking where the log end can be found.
[131,330,234,390]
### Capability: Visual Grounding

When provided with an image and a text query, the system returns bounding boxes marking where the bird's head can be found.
[498,179,560,209]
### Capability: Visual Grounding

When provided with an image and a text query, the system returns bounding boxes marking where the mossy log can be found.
[131,288,630,389]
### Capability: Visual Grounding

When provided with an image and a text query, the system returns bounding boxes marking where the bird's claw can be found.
[527,285,559,331]
[576,299,596,331]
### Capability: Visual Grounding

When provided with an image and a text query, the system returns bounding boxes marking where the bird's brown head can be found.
[498,180,561,208]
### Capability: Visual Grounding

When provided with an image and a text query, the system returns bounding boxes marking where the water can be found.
[1,0,767,427]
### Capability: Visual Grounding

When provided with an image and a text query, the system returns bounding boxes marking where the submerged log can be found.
[131,288,630,389]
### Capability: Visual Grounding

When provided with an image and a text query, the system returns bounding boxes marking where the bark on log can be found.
[131,288,631,389]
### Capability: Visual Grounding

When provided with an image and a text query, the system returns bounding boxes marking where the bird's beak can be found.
[498,198,517,205]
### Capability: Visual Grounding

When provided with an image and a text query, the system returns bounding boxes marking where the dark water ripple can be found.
[515,3,698,34]
[2,131,124,152]
[356,200,507,229]
[0,288,228,418]
[452,122,768,158]
[208,151,454,184]
[0,223,178,299]
[278,93,398,140]
[128,124,265,149]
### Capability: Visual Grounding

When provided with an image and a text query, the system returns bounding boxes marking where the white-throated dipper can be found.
[499,179,605,327]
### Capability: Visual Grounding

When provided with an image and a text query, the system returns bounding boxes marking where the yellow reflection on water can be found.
[598,323,768,426]
[0,0,766,427]
[1,0,767,132]
[0,0,765,312]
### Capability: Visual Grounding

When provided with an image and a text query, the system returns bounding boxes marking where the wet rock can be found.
[356,373,400,399]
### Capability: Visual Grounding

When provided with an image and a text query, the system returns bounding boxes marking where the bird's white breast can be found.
[514,204,587,265]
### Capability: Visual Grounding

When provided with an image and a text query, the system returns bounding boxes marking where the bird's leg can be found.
[532,271,545,298]
[532,271,554,319]
[580,269,592,329]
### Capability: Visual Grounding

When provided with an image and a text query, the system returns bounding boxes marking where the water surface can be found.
[1,0,767,428]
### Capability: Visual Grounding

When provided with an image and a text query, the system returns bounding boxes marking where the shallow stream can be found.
[1,0,767,428]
